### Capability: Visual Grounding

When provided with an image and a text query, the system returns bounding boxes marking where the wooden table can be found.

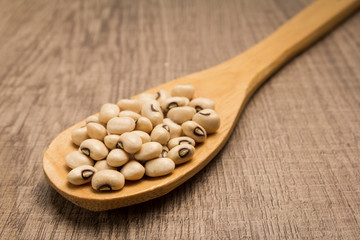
[1,0,359,239]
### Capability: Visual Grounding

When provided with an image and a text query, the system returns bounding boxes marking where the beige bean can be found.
[107,117,135,135]
[94,160,117,171]
[135,117,153,133]
[106,149,130,167]
[120,160,145,180]
[87,122,107,141]
[117,99,142,113]
[137,93,156,105]
[159,146,169,158]
[160,97,188,112]
[141,101,163,126]
[71,126,89,146]
[66,151,94,169]
[181,121,207,143]
[189,97,215,112]
[132,130,151,143]
[99,103,120,124]
[67,165,97,185]
[80,139,109,160]
[134,142,163,161]
[86,115,100,124]
[150,124,171,145]
[155,90,170,104]
[118,110,141,120]
[163,118,182,138]
[192,109,220,134]
[91,170,125,191]
[167,136,196,149]
[104,134,120,150]
[145,158,175,177]
[117,132,142,154]
[167,106,196,125]
[171,84,195,99]
[167,145,195,165]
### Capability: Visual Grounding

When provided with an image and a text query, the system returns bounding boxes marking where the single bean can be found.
[150,124,171,145]
[167,136,196,149]
[80,139,109,160]
[71,126,89,146]
[181,121,207,143]
[117,99,142,113]
[107,117,135,135]
[94,160,117,171]
[189,97,215,112]
[138,93,156,105]
[87,122,107,141]
[99,103,120,124]
[104,134,120,150]
[66,151,94,169]
[118,110,141,120]
[167,144,195,165]
[167,106,196,125]
[141,101,163,126]
[132,130,151,143]
[117,132,142,154]
[171,84,195,99]
[86,115,100,124]
[91,170,125,191]
[163,118,182,138]
[120,160,145,180]
[160,97,188,112]
[145,158,175,177]
[192,109,220,134]
[134,117,153,133]
[106,149,130,167]
[67,165,97,185]
[134,142,163,161]
[155,90,170,104]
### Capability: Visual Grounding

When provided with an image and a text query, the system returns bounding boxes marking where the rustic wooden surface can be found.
[0,0,359,239]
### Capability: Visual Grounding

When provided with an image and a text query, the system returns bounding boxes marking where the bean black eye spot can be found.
[193,127,205,136]
[81,147,90,156]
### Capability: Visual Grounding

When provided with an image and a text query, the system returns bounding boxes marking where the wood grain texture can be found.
[0,0,359,239]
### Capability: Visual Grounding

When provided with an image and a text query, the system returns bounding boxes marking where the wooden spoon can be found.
[43,0,360,211]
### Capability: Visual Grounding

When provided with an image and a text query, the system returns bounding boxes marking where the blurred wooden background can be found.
[0,0,359,239]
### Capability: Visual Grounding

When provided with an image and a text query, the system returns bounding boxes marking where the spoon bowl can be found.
[43,0,360,211]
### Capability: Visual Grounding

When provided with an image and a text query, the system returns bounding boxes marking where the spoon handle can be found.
[227,0,360,95]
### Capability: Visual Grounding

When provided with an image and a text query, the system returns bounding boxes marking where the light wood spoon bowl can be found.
[43,0,360,211]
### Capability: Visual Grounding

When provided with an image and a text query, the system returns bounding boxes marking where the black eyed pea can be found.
[71,126,89,146]
[192,109,220,134]
[86,115,100,124]
[141,101,164,127]
[66,151,94,169]
[106,149,130,167]
[167,144,195,165]
[99,103,120,124]
[189,97,215,112]
[145,158,175,177]
[104,134,120,149]
[134,117,153,133]
[160,97,188,112]
[117,132,142,154]
[107,117,135,135]
[150,124,171,145]
[167,106,196,125]
[94,160,117,171]
[91,170,125,191]
[171,84,195,99]
[80,139,109,160]
[155,90,170,104]
[118,110,141,120]
[181,121,207,143]
[117,99,142,113]
[159,146,169,158]
[134,141,163,161]
[167,136,196,149]
[132,130,151,143]
[163,118,182,138]
[86,122,107,141]
[67,165,97,185]
[120,160,145,180]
